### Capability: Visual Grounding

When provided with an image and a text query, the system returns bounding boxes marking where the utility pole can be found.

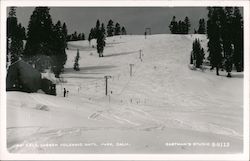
[139,50,143,61]
[129,64,134,77]
[104,75,111,96]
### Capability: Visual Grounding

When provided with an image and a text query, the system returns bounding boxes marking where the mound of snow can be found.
[41,69,60,84]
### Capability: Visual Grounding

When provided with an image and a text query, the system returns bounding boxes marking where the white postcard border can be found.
[0,0,249,160]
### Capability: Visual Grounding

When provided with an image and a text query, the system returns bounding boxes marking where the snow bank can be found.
[41,69,58,83]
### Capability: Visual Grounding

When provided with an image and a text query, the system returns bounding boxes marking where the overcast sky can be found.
[14,7,210,35]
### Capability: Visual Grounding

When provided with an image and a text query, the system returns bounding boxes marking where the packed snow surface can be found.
[7,34,243,153]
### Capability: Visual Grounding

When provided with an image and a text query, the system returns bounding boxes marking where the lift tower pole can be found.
[104,75,111,96]
[129,64,134,77]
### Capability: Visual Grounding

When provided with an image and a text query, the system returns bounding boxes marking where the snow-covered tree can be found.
[7,7,25,67]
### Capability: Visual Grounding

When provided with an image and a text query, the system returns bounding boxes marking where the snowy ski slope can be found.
[7,34,243,153]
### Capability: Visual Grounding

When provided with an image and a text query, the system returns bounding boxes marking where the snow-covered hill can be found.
[7,34,243,153]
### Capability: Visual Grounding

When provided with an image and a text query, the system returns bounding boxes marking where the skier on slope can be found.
[63,88,66,97]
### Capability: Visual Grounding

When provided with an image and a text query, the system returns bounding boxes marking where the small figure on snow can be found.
[78,86,81,93]
[63,88,66,97]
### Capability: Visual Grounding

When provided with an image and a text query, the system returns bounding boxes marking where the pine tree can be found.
[96,19,100,29]
[50,20,67,77]
[207,7,223,75]
[218,7,234,76]
[184,16,191,34]
[66,35,71,41]
[199,48,205,67]
[62,22,68,47]
[198,18,206,34]
[24,7,54,57]
[177,20,182,34]
[96,27,106,57]
[7,7,24,66]
[232,7,243,71]
[181,21,186,34]
[114,23,121,35]
[191,39,204,68]
[88,33,91,45]
[9,37,23,63]
[169,16,189,34]
[77,33,82,40]
[93,19,100,39]
[90,28,94,38]
[207,7,243,76]
[224,44,233,77]
[62,23,68,38]
[101,23,106,35]
[73,49,80,71]
[194,28,197,34]
[24,7,67,77]
[107,19,114,37]
[220,8,231,58]
[169,16,178,34]
[88,29,93,46]
[121,26,127,35]
[17,23,26,40]
[81,33,85,40]
[72,31,78,40]
[7,7,17,65]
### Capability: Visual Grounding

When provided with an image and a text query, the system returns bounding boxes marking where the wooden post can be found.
[139,50,142,61]
[129,64,134,77]
[104,76,111,96]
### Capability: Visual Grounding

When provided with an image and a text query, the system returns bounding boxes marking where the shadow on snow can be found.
[64,65,116,74]
[104,50,139,57]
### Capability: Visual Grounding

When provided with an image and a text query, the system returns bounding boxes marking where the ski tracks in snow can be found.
[8,127,83,153]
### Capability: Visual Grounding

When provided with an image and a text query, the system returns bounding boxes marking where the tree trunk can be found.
[216,66,219,76]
